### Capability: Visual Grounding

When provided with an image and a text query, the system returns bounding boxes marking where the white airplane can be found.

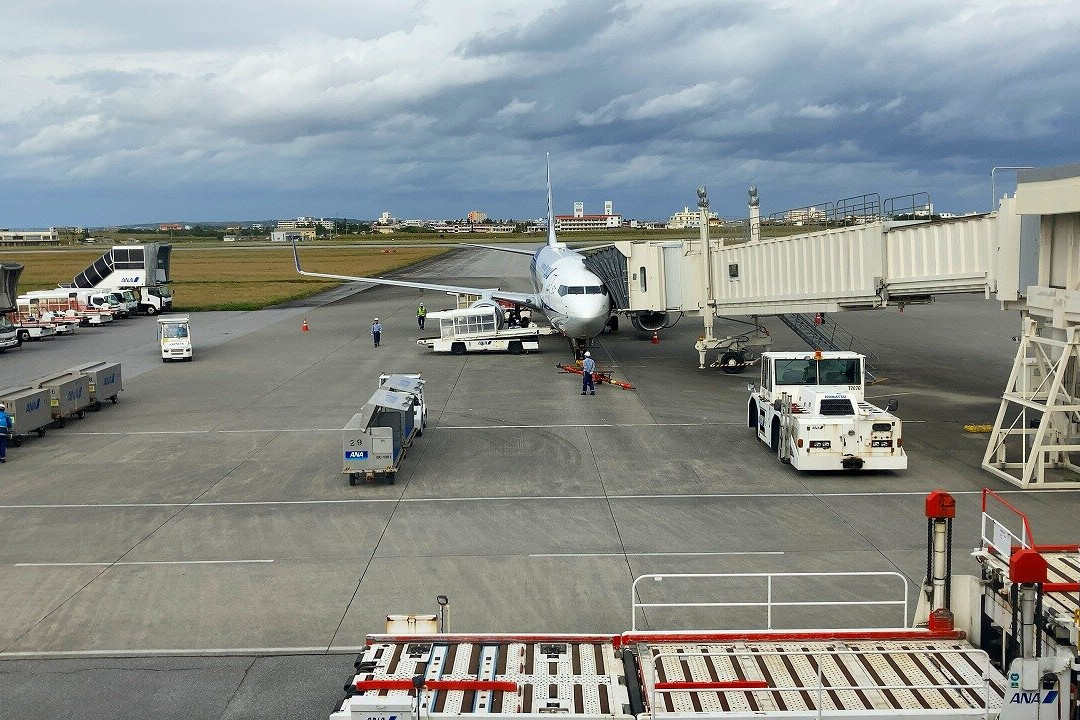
[291,158,613,353]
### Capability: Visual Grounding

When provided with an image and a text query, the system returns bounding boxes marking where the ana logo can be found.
[1009,691,1058,704]
[345,450,368,460]
[26,398,41,412]
[103,373,116,385]
[120,276,140,283]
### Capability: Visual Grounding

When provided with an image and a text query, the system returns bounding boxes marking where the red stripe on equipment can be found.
[1043,582,1080,593]
[1031,545,1080,553]
[656,681,769,690]
[355,679,518,693]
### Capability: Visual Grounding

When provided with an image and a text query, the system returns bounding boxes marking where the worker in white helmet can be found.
[581,351,596,396]
[371,318,383,348]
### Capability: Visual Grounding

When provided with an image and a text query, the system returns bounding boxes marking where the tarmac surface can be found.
[0,247,1077,719]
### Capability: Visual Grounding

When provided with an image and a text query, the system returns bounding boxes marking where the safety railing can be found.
[630,572,910,632]
[883,192,934,221]
[980,487,1034,558]
[646,647,992,720]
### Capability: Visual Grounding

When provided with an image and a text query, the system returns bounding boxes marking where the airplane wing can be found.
[290,238,541,309]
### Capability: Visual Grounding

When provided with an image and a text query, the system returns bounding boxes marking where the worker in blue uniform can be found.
[581,351,596,396]
[371,318,383,348]
[0,402,11,463]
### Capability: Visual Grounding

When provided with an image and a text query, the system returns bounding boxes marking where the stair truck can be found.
[328,489,1079,720]
[748,350,906,470]
[69,242,172,315]
[1,262,23,351]
[0,385,51,445]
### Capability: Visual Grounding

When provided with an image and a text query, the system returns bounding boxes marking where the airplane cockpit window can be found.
[585,286,604,294]
[567,286,585,294]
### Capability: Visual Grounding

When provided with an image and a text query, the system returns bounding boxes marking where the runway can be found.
[0,247,1075,719]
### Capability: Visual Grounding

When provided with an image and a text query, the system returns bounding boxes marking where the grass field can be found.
[0,246,448,311]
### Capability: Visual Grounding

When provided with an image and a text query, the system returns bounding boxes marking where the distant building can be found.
[783,207,826,224]
[604,201,613,215]
[555,214,622,232]
[378,211,396,225]
[467,210,487,223]
[667,207,718,229]
[0,229,59,246]
[159,223,184,231]
[270,228,316,242]
[573,202,584,218]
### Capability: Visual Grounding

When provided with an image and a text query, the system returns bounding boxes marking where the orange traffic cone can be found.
[651,331,659,344]
[301,318,309,332]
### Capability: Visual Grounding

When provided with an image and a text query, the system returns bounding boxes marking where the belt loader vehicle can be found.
[328,489,1078,720]
[748,350,906,470]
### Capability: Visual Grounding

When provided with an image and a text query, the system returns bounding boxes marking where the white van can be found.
[157,316,192,362]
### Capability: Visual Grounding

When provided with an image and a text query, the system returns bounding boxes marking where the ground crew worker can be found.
[0,402,11,463]
[417,304,426,329]
[371,318,383,348]
[581,351,596,396]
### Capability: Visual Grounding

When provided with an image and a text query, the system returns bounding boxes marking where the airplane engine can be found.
[630,311,668,332]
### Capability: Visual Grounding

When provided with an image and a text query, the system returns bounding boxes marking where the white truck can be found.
[417,305,554,355]
[748,350,906,470]
[19,290,114,325]
[157,316,192,361]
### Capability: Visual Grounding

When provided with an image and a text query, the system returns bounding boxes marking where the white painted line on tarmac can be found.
[529,557,786,561]
[0,646,366,659]
[864,392,918,399]
[4,487,1080,511]
[438,422,734,429]
[66,423,733,435]
[15,559,275,567]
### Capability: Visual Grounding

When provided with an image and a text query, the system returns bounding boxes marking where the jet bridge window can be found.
[728,263,740,279]
[639,267,647,293]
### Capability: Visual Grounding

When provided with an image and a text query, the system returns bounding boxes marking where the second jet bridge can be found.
[595,199,1023,319]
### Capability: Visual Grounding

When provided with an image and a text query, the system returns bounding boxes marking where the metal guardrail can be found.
[980,487,1034,557]
[778,314,878,365]
[630,571,910,631]
[647,647,992,720]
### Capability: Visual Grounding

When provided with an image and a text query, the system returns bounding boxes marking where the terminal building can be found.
[555,200,622,231]
[0,228,60,246]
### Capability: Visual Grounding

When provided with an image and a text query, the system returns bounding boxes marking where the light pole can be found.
[990,166,1032,212]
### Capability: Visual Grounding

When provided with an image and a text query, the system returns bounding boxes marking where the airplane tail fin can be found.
[546,153,558,247]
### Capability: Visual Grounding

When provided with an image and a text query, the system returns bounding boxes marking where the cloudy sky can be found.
[2,0,1078,227]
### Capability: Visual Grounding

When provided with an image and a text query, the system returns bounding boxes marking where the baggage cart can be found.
[36,371,92,426]
[342,390,417,486]
[0,385,51,446]
[73,361,123,410]
[378,373,427,437]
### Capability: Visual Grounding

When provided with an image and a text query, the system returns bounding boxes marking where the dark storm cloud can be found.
[1,0,1079,225]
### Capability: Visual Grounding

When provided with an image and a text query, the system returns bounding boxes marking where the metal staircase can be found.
[778,313,878,377]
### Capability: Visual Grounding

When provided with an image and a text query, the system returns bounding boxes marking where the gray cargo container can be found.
[36,371,92,426]
[378,373,427,438]
[0,385,51,446]
[342,390,417,486]
[74,361,123,409]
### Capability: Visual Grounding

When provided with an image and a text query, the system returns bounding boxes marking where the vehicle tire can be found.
[57,418,65,428]
[770,421,780,454]
[37,427,46,438]
[18,330,30,344]
[185,356,193,362]
[451,342,466,355]
[388,475,396,485]
[416,427,422,437]
[76,410,84,419]
[13,436,22,447]
[508,341,522,355]
[145,305,158,316]
[719,351,745,374]
[349,473,358,486]
[748,400,757,429]
[93,401,102,412]
[111,395,118,404]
